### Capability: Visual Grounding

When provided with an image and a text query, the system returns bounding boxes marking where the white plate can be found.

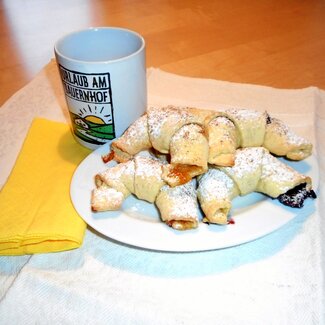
[70,142,319,252]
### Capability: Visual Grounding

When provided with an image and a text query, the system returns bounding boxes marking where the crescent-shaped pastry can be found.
[91,156,199,230]
[92,149,316,229]
[155,181,199,230]
[197,147,315,225]
[103,106,312,187]
[263,117,312,161]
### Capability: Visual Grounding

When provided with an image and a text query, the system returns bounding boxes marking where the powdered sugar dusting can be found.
[198,169,235,201]
[147,106,194,140]
[223,147,264,180]
[171,123,204,142]
[261,152,301,185]
[160,181,198,218]
[100,160,134,181]
[122,114,148,146]
[287,130,307,146]
[271,117,308,146]
[135,156,163,180]
[209,116,235,127]
[225,108,265,121]
[97,187,123,202]
[91,186,124,210]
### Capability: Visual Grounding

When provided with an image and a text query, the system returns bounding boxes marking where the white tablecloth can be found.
[0,61,324,325]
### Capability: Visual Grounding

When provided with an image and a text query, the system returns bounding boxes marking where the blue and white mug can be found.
[54,27,147,149]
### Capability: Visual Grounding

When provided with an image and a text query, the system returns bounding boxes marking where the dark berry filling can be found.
[277,183,317,208]
[266,113,272,124]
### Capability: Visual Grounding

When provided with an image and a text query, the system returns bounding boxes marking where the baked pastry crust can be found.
[103,106,312,186]
[155,181,199,230]
[91,156,199,230]
[197,147,312,225]
[263,117,312,160]
[92,148,315,229]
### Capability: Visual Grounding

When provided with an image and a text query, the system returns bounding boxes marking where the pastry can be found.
[197,147,316,225]
[91,156,199,230]
[263,116,312,160]
[103,106,312,185]
[155,181,199,230]
[92,149,316,230]
[93,156,165,208]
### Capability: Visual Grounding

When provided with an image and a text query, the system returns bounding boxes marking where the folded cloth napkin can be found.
[0,118,90,255]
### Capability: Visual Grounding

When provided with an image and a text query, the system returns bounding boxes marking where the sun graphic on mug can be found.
[84,115,105,124]
[71,104,115,144]
[78,104,112,124]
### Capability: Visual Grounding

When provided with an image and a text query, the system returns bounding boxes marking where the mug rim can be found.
[54,26,145,64]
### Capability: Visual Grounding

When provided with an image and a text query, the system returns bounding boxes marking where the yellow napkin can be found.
[0,118,91,255]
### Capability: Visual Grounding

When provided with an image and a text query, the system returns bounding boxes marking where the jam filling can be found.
[277,183,317,208]
[102,151,115,163]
